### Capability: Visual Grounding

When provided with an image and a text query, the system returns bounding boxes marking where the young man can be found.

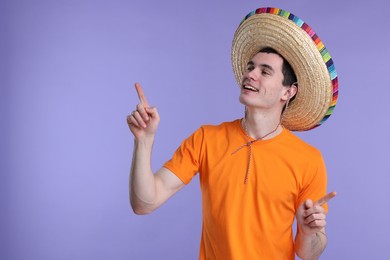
[127,7,338,260]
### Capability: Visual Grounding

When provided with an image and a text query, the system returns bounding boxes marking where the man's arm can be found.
[130,139,184,214]
[295,192,336,259]
[127,83,185,215]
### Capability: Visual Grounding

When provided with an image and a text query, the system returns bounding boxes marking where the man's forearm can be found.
[295,229,327,260]
[130,137,157,214]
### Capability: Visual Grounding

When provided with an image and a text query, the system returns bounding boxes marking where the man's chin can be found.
[239,95,255,107]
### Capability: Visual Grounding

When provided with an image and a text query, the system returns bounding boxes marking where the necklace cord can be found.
[234,99,290,184]
[231,117,281,184]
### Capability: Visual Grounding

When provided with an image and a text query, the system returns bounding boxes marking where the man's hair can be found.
[258,47,297,87]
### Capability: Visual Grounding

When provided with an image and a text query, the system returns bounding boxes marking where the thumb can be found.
[304,199,313,209]
[145,106,159,118]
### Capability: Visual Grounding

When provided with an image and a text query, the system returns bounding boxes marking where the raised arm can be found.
[127,83,185,215]
[295,191,337,259]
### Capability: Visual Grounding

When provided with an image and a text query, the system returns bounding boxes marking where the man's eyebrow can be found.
[246,61,275,72]
[259,63,274,72]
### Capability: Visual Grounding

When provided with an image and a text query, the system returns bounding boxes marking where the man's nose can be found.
[246,68,259,81]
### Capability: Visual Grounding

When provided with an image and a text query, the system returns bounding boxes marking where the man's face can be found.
[239,52,290,111]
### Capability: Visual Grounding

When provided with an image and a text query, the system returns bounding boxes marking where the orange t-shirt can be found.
[164,119,328,260]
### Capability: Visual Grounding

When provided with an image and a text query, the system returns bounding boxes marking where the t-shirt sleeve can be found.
[296,152,329,213]
[163,127,205,184]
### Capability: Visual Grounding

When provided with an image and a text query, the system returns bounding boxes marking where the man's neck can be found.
[243,109,283,140]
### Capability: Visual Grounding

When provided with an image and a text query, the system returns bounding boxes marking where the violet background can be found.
[1,0,389,259]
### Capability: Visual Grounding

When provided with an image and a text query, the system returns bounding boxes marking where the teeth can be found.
[244,85,258,92]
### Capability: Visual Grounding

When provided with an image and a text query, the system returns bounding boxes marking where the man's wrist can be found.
[134,136,155,148]
[315,230,327,244]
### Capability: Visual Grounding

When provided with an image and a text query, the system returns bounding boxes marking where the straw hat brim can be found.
[231,7,338,131]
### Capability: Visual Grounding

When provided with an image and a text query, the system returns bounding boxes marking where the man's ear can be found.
[282,83,298,101]
[289,83,298,99]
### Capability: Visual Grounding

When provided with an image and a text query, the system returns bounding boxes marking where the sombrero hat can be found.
[232,7,338,131]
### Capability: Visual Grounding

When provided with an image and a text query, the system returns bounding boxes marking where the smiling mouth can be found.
[242,85,259,92]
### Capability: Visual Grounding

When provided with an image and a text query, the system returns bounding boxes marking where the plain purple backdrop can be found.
[2,0,390,259]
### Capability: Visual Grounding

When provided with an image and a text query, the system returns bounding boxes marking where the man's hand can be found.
[127,83,160,140]
[294,191,336,259]
[296,191,337,236]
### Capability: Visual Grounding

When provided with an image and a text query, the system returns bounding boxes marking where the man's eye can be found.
[247,65,254,71]
[262,70,270,76]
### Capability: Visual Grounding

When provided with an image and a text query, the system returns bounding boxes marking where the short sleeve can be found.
[296,153,329,213]
[163,127,205,184]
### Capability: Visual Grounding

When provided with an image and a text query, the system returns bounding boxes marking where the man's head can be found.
[239,48,298,112]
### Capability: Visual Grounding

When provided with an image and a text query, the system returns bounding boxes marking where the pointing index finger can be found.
[135,83,150,107]
[315,191,337,206]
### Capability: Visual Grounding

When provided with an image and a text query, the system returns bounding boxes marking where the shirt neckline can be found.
[235,118,287,145]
